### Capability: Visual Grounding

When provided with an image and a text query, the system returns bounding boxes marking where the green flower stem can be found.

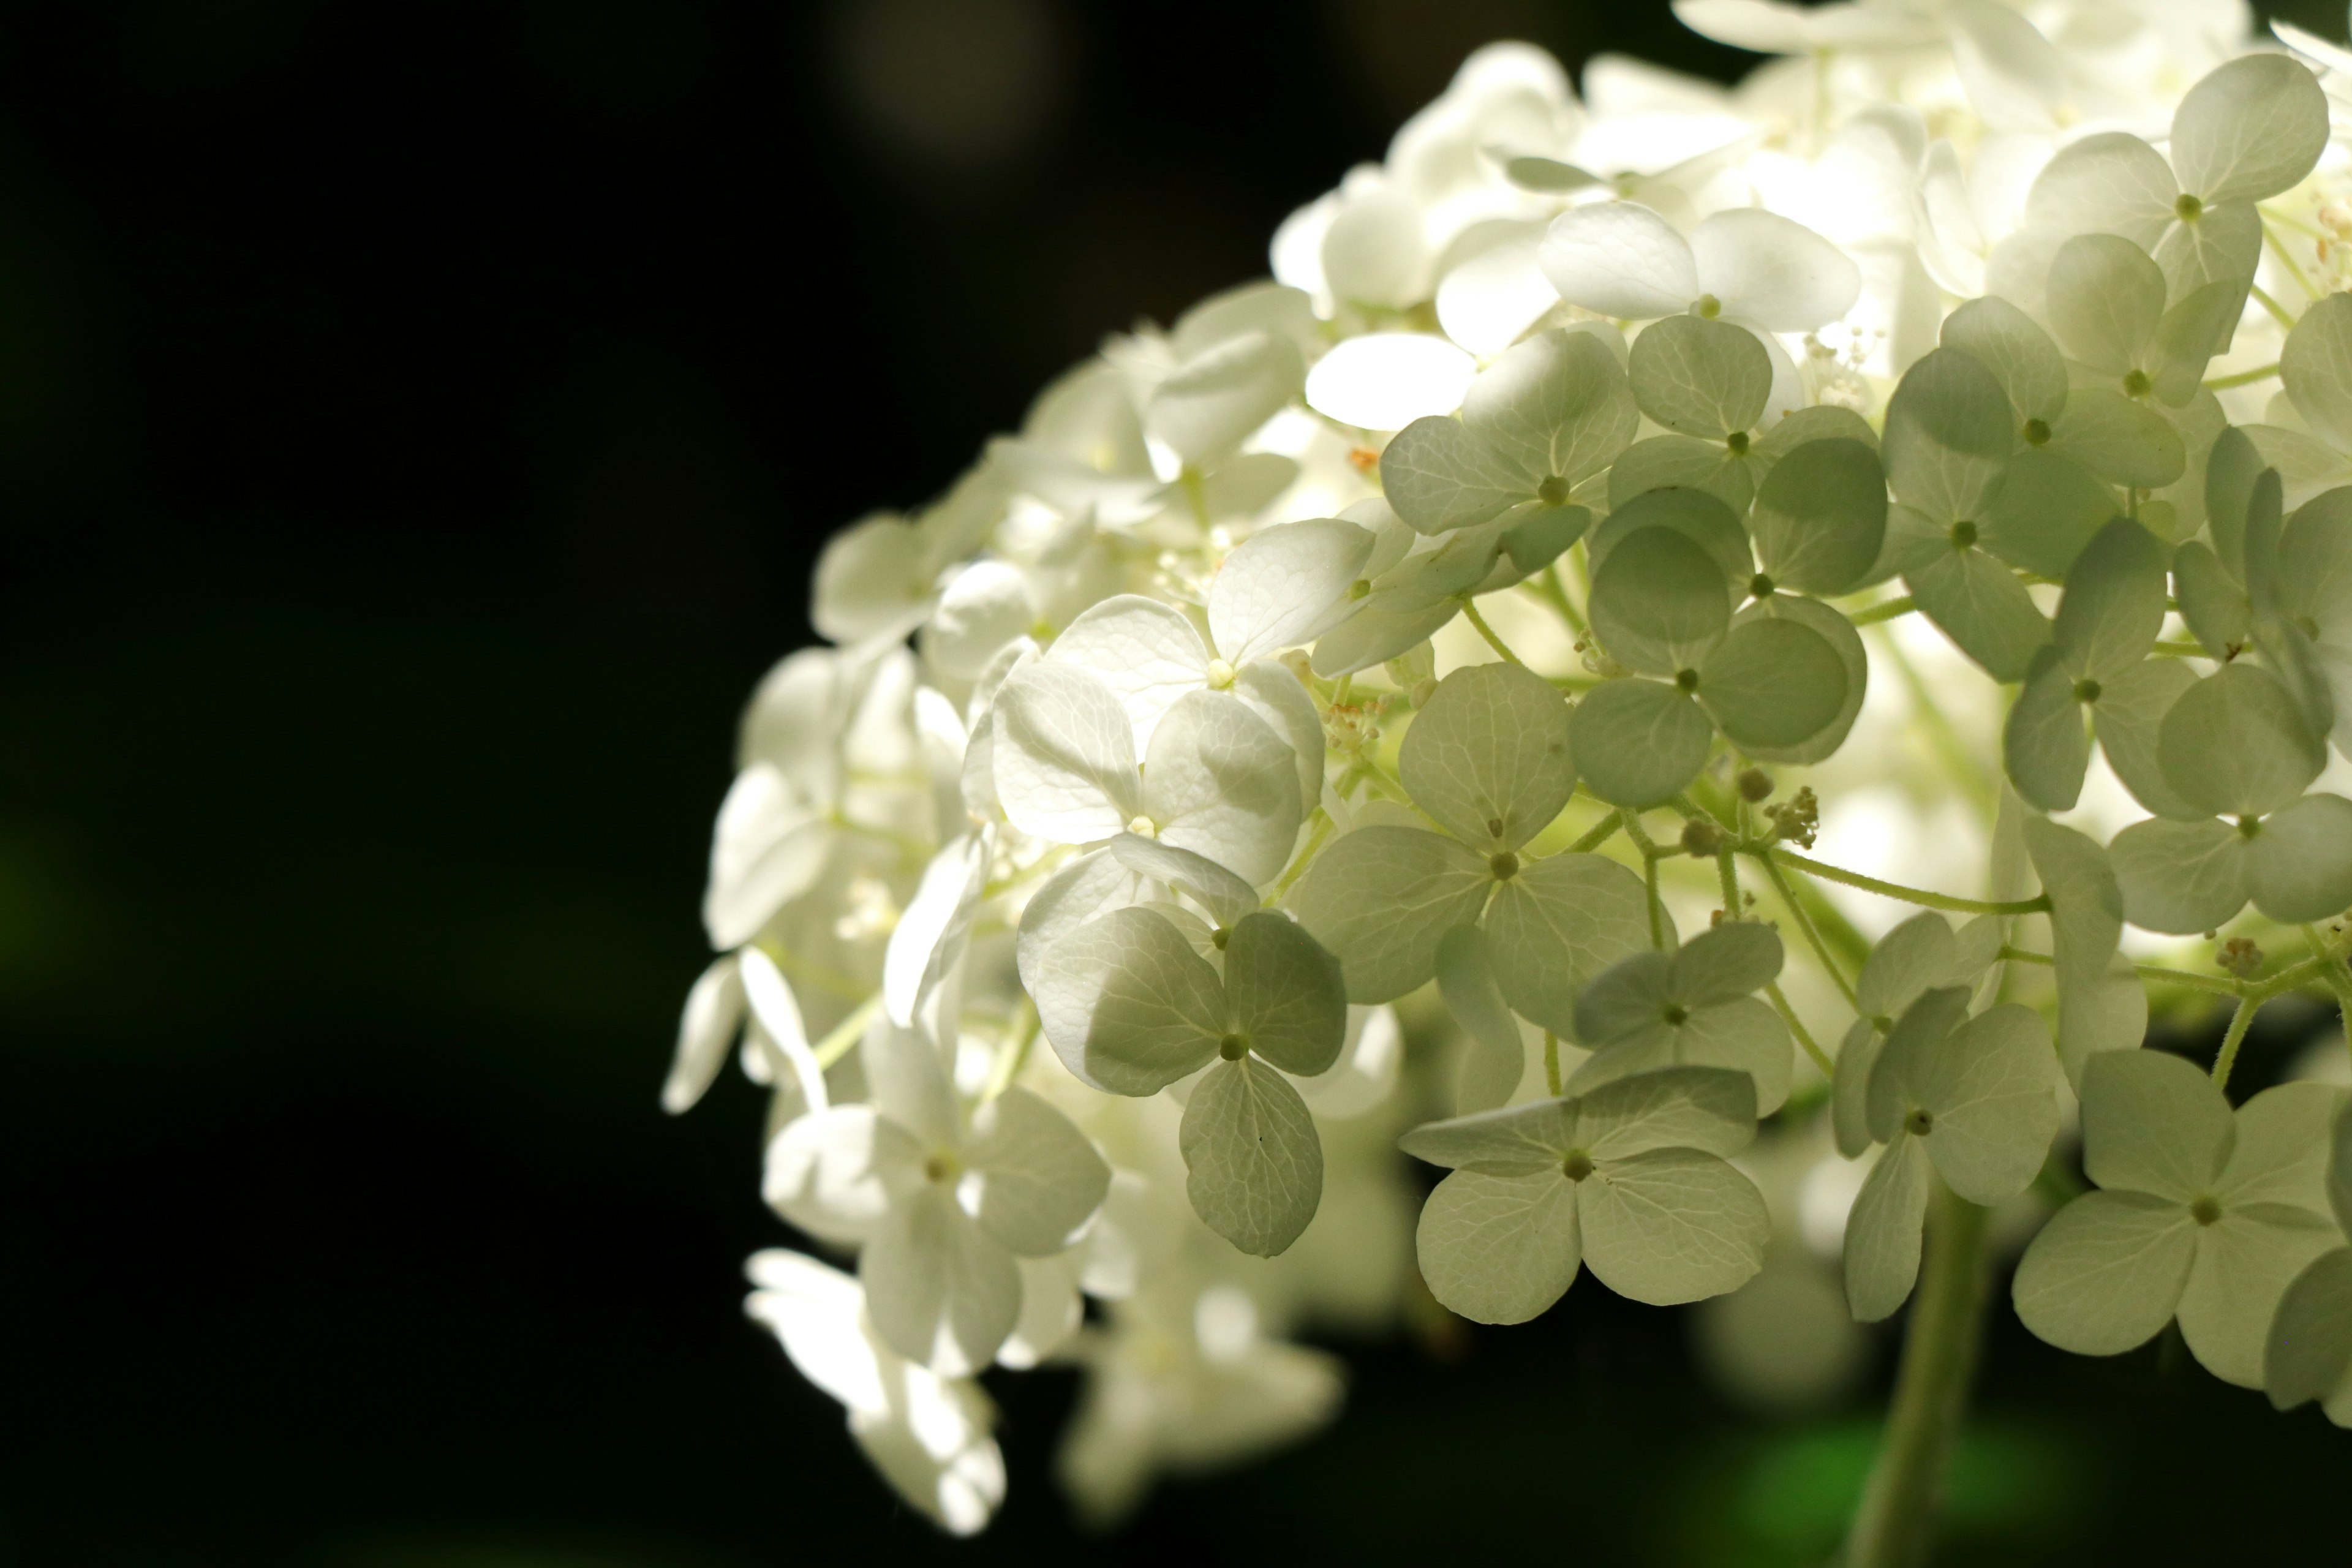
[2261,220,2322,302]
[1757,851,1860,1008]
[1766,978,1835,1078]
[1760,846,2051,917]
[1566,809,1625,855]
[812,992,887,1069]
[2209,993,2261,1091]
[2250,282,2297,332]
[1848,594,1916,627]
[1524,564,1586,634]
[2297,926,2352,1070]
[1844,1178,1995,1568]
[979,1000,1039,1102]
[1273,806,1336,896]
[1621,813,1669,948]
[2203,362,2281,391]
[1873,627,1995,812]
[2150,639,2211,657]
[2000,944,2257,999]
[1460,596,1527,667]
[1543,1030,1562,1097]
[1717,845,1741,916]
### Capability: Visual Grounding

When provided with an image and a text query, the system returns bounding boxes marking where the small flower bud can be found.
[1680,818,1724,858]
[1736,767,1773,802]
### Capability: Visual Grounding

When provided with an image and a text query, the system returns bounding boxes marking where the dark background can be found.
[3,2,2349,1564]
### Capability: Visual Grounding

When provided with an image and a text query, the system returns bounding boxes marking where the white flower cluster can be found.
[672,1,2352,1534]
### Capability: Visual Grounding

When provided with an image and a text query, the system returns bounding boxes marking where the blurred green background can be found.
[2,2,2349,1563]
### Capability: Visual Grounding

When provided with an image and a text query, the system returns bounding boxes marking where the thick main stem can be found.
[1844,1180,1993,1568]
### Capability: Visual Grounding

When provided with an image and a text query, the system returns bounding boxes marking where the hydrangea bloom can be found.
[674,5,2352,1544]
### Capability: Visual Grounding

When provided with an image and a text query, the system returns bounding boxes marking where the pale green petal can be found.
[2022,132,2177,249]
[1855,911,1956,1022]
[1568,679,1714,807]
[2172,541,2252,660]
[2046,234,2162,375]
[1379,415,1532,535]
[1142,690,1306,887]
[2003,647,2092,812]
[1587,484,1755,592]
[1883,345,2015,523]
[1832,1019,1882,1159]
[1978,449,2117,580]
[1869,986,1973,1144]
[992,662,1144,844]
[1437,924,1528,1114]
[1287,826,1492,1003]
[1669,920,1784,1007]
[1107,833,1259,930]
[1627,313,1771,440]
[1484,851,1653,1038]
[1501,504,1591,575]
[764,1106,905,1246]
[2109,815,2248,935]
[2150,281,2241,404]
[2178,1204,2343,1388]
[2265,1247,2352,1420]
[1845,1136,1933,1323]
[1905,545,2050,683]
[1748,436,1887,595]
[1577,1065,1759,1160]
[1940,295,2067,424]
[1225,910,1349,1077]
[2217,1079,2345,1211]
[1589,526,1733,679]
[1031,905,1223,1095]
[1579,1147,1768,1305]
[1752,402,1878,459]
[1400,1098,1577,1175]
[2157,662,2326,819]
[1148,328,1304,466]
[1689,208,1861,330]
[2169,52,2329,206]
[1697,617,1848,752]
[2054,517,2166,680]
[2247,792,2352,924]
[1574,948,1674,1047]
[1462,326,1642,488]
[1732,595,1868,764]
[2206,425,2264,578]
[1415,1167,1583,1324]
[1180,1057,1324,1257]
[2022,815,2132,1087]
[2011,1189,2197,1356]
[1308,584,1465,677]
[1399,662,1577,850]
[863,1188,1022,1375]
[2048,388,2185,490]
[2283,294,2352,457]
[963,1088,1113,1257]
[1913,1003,2062,1205]
[2079,1047,2231,1200]
[1605,434,1757,515]
[1569,993,1793,1115]
[2092,658,2204,820]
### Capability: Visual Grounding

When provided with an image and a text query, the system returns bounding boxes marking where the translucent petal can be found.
[1292,1003,1404,1120]
[1978,448,2116,580]
[1180,1057,1324,1257]
[1567,678,1713,807]
[1400,662,1577,850]
[1436,229,1558,357]
[1749,436,1887,595]
[2158,662,2326,818]
[1379,415,1536,535]
[2054,517,2166,680]
[1844,1136,1932,1322]
[1303,333,1475,431]
[1287,826,1492,1001]
[1501,505,1591,576]
[1732,595,1867,764]
[813,515,930,645]
[963,1087,1113,1257]
[1142,690,1305,887]
[2179,1204,2344,1389]
[1226,910,1349,1077]
[2171,541,2252,662]
[1483,850,1653,1038]
[1689,208,1862,332]
[1308,584,1464,677]
[2011,1190,2197,1355]
[2150,282,2242,405]
[1579,1147,1768,1305]
[2170,52,2329,206]
[1400,1097,1576,1174]
[764,1105,906,1245]
[992,663,1143,845]
[1947,0,2066,132]
[1232,657,1328,815]
[2049,389,2185,491]
[1415,1167,1583,1324]
[1568,994,1793,1115]
[2247,793,2352,923]
[2282,293,2352,456]
[1537,201,1699,321]
[703,768,831,949]
[1866,986,1973,1143]
[1210,519,1378,664]
[744,1249,888,1416]
[1320,189,1426,310]
[1832,1019,1882,1159]
[1670,920,1782,1007]
[2266,1248,2352,1420]
[1439,924,1529,1114]
[2095,658,2203,820]
[1572,948,1673,1048]
[1461,327,1642,489]
[1911,1003,2062,1205]
[2079,1047,2231,1200]
[1607,434,1757,515]
[1148,330,1306,465]
[2109,814,2248,934]
[2004,647,2092,812]
[2218,1080,2345,1211]
[885,834,988,1029]
[1882,347,2015,524]
[862,1187,1022,1376]
[1904,545,2049,684]
[1577,1064,1758,1159]
[1030,904,1224,1095]
[1589,526,1732,678]
[1855,912,1958,1023]
[928,560,1033,681]
[2022,132,2177,248]
[1588,484,1755,595]
[2045,234,2163,376]
[1628,314,1771,440]
[997,1253,1083,1371]
[665,953,744,1115]
[1044,596,1209,751]
[862,1016,960,1153]
[1012,846,1147,997]
[2021,816,2132,1087]
[1697,616,1847,751]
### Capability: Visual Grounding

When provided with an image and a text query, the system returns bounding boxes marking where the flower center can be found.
[2175,193,2204,222]
[1949,519,1978,549]
[2191,1195,2222,1226]
[1693,293,1722,320]
[1349,577,1373,600]
[2236,814,2263,840]
[1904,1107,1935,1137]
[1488,850,1520,880]
[1218,1031,1250,1061]
[2021,417,2051,446]
[1749,572,1775,600]
[2071,677,2102,704]
[1674,668,1701,693]
[1662,1003,1690,1026]
[1126,815,1158,839]
[1561,1150,1596,1182]
[1725,429,1750,456]
[1537,475,1570,506]
[2122,368,2151,398]
[923,1152,961,1185]
[1205,658,1237,690]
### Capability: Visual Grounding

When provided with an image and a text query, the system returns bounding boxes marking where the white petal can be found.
[1537,202,1698,321]
[963,1087,1113,1256]
[927,561,1033,681]
[1690,208,1861,332]
[1180,1057,1325,1256]
[1147,330,1305,466]
[1415,1167,1582,1324]
[1303,334,1477,431]
[1046,595,1210,750]
[744,1248,888,1416]
[738,946,829,1116]
[1210,519,1377,664]
[990,662,1142,846]
[1578,1147,1768,1306]
[2011,1191,2198,1357]
[663,953,744,1114]
[703,765,831,948]
[765,1105,913,1245]
[1142,690,1305,886]
[884,834,988,1028]
[862,1188,1022,1376]
[2170,53,2329,206]
[1844,1137,1931,1323]
[1437,228,1559,356]
[1030,903,1224,1095]
[2178,1204,2343,1389]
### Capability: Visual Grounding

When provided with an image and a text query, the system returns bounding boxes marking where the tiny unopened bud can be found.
[2217,937,2263,979]
[1736,767,1773,802]
[1681,818,1724,858]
